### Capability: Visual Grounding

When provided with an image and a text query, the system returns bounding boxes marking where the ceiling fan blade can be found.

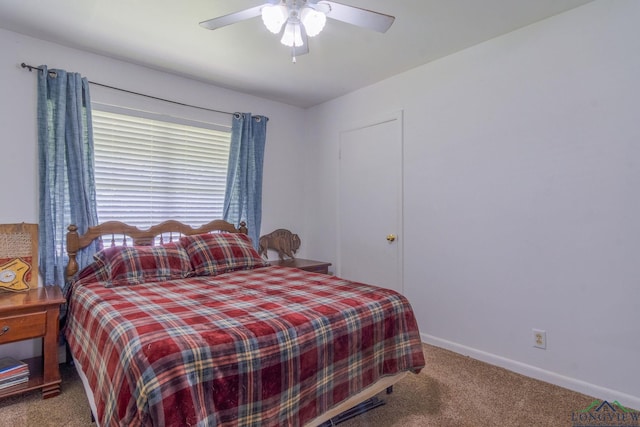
[322,1,395,33]
[199,4,265,30]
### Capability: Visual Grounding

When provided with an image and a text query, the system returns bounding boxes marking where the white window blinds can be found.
[92,108,231,229]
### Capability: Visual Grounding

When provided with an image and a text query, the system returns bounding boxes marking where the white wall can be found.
[303,0,640,408]
[0,28,307,358]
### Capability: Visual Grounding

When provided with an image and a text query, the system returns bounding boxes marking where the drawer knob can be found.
[0,325,9,336]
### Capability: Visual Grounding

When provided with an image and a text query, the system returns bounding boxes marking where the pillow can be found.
[179,233,269,276]
[75,258,110,285]
[93,243,192,287]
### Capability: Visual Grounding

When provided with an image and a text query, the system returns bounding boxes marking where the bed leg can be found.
[319,397,386,426]
[65,341,74,366]
[386,386,393,394]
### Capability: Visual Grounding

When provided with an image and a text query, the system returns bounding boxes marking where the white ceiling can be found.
[0,0,592,108]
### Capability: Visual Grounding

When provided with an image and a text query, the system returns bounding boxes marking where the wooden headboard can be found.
[66,219,247,279]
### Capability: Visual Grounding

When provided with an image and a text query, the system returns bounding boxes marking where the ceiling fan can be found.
[199,0,395,62]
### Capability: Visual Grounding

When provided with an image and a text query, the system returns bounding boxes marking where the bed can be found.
[63,219,425,426]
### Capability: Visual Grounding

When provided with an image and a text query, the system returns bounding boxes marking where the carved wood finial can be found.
[239,221,248,235]
[66,224,80,279]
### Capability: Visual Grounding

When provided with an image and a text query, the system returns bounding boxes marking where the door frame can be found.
[336,110,404,292]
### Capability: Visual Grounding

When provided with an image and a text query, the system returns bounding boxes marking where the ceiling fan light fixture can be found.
[261,4,287,34]
[300,7,326,37]
[281,21,304,47]
[200,0,395,62]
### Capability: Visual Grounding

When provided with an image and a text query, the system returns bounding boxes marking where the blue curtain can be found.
[37,66,99,287]
[223,113,268,248]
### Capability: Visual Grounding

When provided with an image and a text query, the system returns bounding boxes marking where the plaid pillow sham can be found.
[75,258,110,286]
[179,233,269,276]
[94,243,192,287]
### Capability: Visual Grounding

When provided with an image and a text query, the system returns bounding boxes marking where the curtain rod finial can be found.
[21,62,38,72]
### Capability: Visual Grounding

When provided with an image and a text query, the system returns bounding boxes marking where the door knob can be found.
[386,234,396,242]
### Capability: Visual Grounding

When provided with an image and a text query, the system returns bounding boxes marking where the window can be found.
[92,107,231,229]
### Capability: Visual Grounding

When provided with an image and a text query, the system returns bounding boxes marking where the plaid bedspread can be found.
[65,266,425,426]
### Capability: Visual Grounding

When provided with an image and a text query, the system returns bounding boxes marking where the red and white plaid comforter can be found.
[65,266,425,426]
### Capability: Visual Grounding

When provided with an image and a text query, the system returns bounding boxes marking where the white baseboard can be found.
[422,333,640,411]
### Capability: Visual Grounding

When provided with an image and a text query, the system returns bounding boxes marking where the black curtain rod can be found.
[21,62,234,117]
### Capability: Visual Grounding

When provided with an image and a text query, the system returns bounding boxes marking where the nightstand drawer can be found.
[0,311,47,344]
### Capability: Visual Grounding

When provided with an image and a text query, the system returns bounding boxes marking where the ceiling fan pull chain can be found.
[291,23,298,63]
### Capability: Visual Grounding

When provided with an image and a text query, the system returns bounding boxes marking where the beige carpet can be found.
[0,344,599,426]
[0,363,92,427]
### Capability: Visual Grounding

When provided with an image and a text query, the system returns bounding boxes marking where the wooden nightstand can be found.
[269,258,332,274]
[0,286,65,399]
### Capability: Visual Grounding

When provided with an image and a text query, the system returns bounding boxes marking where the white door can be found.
[338,111,403,293]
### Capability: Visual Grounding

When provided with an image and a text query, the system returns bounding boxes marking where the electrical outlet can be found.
[533,329,546,349]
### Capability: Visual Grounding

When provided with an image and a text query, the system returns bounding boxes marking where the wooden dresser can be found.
[269,258,332,274]
[0,286,65,399]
